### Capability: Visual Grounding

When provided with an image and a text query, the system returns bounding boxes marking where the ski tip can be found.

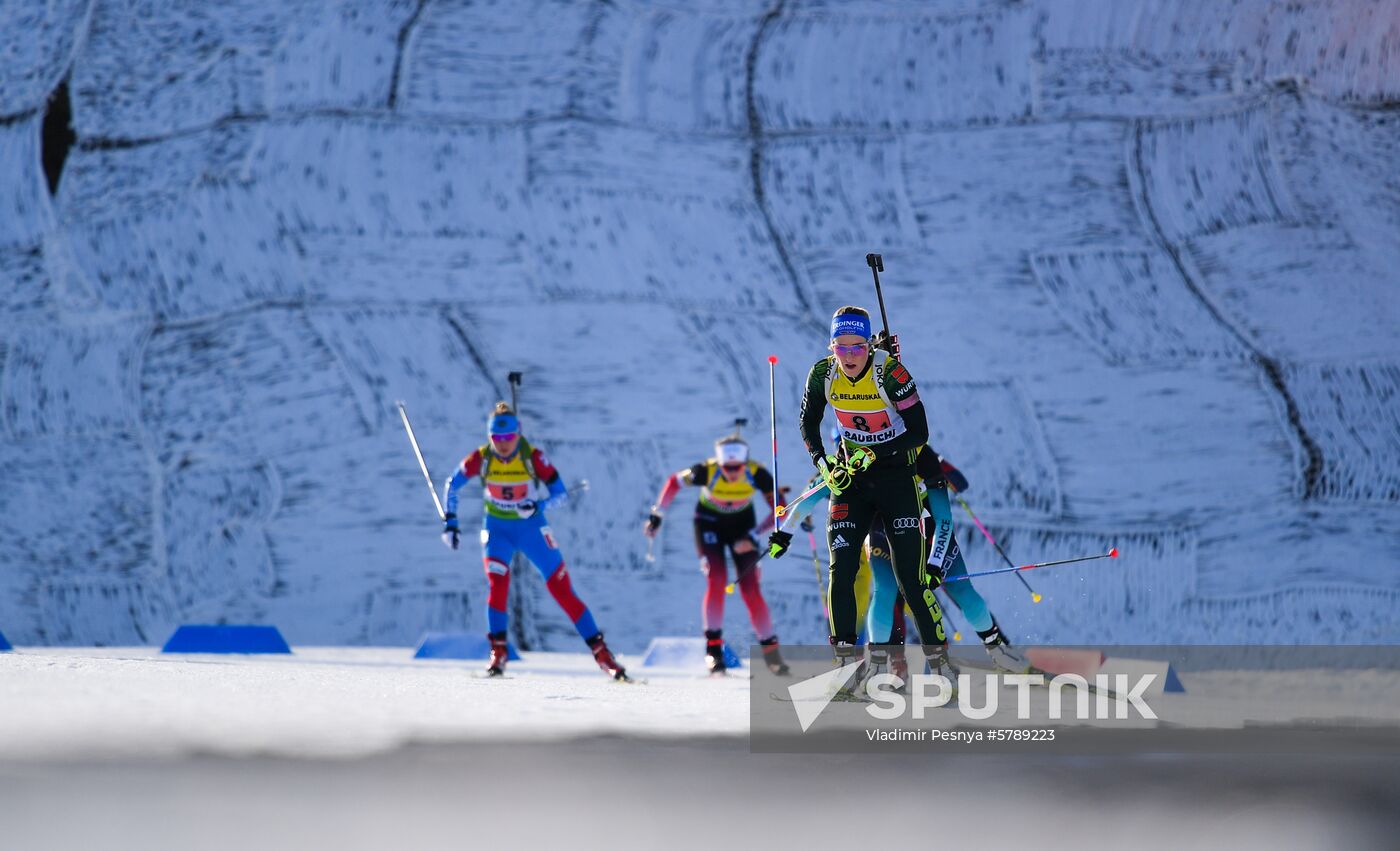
[768,354,778,364]
[1109,547,1119,558]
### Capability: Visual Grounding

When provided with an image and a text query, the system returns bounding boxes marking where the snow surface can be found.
[2,0,1399,652]
[0,647,752,761]
[2,644,1399,851]
[5,645,1400,762]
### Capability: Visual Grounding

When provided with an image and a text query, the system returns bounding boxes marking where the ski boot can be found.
[760,636,790,676]
[704,629,727,675]
[979,620,1034,674]
[922,643,960,702]
[485,631,509,677]
[862,645,908,693]
[889,643,910,688]
[829,640,868,702]
[861,646,891,691]
[586,633,629,681]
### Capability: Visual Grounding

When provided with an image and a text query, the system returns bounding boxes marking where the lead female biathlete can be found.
[791,305,955,682]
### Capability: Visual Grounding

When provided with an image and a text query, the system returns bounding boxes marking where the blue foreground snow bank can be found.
[413,632,520,661]
[161,625,293,654]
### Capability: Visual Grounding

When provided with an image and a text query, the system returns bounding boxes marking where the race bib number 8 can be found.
[836,408,891,433]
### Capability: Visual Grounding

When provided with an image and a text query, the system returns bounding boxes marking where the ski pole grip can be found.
[866,253,883,272]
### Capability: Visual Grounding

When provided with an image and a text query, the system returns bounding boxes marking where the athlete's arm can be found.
[875,357,928,460]
[799,359,831,466]
[914,445,947,488]
[442,450,484,521]
[530,447,568,511]
[653,463,705,513]
[916,442,969,493]
[776,487,819,533]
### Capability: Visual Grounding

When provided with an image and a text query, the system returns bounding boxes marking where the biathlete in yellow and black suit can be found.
[790,305,955,678]
[644,434,787,675]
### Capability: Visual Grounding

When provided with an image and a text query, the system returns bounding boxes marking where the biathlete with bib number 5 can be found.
[645,431,789,676]
[441,402,627,680]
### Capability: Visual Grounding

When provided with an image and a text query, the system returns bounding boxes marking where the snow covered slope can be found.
[2,0,1398,649]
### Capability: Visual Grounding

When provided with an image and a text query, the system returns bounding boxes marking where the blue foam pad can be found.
[0,630,11,651]
[641,636,743,669]
[413,632,521,661]
[161,625,292,654]
[1164,664,1186,693]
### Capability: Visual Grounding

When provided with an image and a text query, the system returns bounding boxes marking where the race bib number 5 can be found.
[487,483,526,503]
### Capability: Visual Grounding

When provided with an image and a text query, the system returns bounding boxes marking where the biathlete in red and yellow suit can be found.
[442,402,626,680]
[644,434,789,675]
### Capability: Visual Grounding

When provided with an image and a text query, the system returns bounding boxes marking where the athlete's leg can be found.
[481,515,517,636]
[516,515,600,640]
[864,531,901,644]
[889,592,907,644]
[695,516,730,633]
[941,536,993,632]
[827,488,877,644]
[872,467,947,646]
[854,550,873,643]
[925,486,993,632]
[732,546,774,640]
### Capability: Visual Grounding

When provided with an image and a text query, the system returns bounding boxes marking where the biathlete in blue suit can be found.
[441,402,627,680]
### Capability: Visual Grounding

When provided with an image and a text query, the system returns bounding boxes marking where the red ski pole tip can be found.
[1109,548,1119,558]
[768,355,778,364]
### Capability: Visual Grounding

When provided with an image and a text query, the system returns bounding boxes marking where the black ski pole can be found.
[507,371,522,415]
[866,253,892,342]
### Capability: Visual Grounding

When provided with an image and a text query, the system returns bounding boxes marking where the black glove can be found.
[767,530,793,559]
[940,457,970,493]
[441,513,460,550]
[644,512,663,538]
[925,556,946,590]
